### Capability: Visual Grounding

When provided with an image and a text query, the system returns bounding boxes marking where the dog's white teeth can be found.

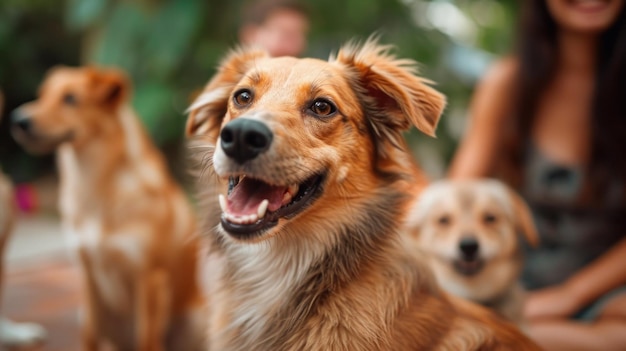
[240,214,258,224]
[218,194,227,213]
[283,192,292,203]
[282,185,299,204]
[257,199,269,219]
[288,184,299,195]
[223,211,260,225]
[219,193,268,224]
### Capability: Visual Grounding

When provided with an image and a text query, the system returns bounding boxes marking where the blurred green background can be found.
[0,0,518,184]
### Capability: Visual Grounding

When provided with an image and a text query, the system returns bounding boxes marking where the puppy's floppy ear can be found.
[403,198,426,240]
[332,38,446,151]
[507,188,539,247]
[186,48,268,142]
[85,66,130,109]
[402,181,446,239]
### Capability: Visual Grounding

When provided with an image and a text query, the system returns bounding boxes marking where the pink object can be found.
[14,184,38,213]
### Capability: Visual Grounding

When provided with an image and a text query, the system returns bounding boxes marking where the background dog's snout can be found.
[11,109,32,133]
[220,118,273,164]
[459,237,479,259]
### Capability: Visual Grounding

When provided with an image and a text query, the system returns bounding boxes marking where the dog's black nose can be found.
[220,118,273,164]
[11,109,32,133]
[459,237,479,259]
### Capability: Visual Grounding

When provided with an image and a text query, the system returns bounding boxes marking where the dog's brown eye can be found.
[310,99,336,117]
[483,213,497,224]
[437,215,451,226]
[233,89,253,107]
[63,93,77,105]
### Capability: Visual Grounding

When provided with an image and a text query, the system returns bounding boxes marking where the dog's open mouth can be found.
[218,173,325,239]
[453,259,485,277]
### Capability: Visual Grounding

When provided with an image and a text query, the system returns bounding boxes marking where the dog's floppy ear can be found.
[85,67,130,109]
[332,38,446,149]
[402,181,446,239]
[507,188,539,247]
[186,48,268,142]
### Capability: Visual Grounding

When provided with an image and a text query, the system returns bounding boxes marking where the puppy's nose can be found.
[220,118,273,164]
[11,109,32,133]
[459,237,479,259]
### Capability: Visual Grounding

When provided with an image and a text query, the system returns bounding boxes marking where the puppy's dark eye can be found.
[310,99,337,117]
[63,93,77,105]
[437,215,451,226]
[233,89,253,107]
[483,213,497,224]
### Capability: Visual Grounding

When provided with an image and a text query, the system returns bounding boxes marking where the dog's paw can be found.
[0,317,47,347]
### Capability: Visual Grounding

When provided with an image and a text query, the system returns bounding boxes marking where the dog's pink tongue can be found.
[228,178,286,216]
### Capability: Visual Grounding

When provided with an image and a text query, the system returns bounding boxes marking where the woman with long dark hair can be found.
[449,0,626,349]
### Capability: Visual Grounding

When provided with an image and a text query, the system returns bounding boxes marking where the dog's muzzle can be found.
[10,108,74,154]
[220,118,273,164]
[215,117,327,240]
[454,236,484,276]
[11,108,33,135]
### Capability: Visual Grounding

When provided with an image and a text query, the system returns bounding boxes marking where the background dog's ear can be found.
[332,38,446,148]
[507,188,539,247]
[402,180,447,240]
[402,199,425,240]
[186,48,268,142]
[86,67,130,109]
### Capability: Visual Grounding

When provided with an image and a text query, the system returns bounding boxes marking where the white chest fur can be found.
[57,145,142,314]
[211,234,327,346]
[57,144,82,222]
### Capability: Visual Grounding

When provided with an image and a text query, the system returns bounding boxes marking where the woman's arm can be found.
[568,236,626,307]
[525,236,626,320]
[448,58,518,179]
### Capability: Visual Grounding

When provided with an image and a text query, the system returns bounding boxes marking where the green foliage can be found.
[66,0,108,30]
[0,1,82,181]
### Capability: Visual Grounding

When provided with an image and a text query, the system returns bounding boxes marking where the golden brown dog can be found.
[186,39,540,350]
[11,67,205,351]
[404,179,539,327]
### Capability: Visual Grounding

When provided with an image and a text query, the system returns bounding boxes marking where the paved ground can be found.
[2,214,81,351]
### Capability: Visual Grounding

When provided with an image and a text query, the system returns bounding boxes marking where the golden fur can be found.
[404,179,539,327]
[12,67,206,351]
[187,39,540,350]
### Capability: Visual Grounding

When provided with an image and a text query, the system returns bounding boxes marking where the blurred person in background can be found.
[448,0,626,350]
[238,0,310,57]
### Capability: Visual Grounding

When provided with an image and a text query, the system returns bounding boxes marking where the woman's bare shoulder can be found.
[479,56,519,93]
[447,57,520,178]
[469,56,519,123]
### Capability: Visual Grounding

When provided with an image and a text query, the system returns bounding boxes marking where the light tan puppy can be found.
[11,67,205,351]
[404,179,538,327]
[187,39,540,350]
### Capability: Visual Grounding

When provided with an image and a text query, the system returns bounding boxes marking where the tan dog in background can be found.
[187,39,539,350]
[405,179,538,327]
[11,67,205,351]
[0,90,47,349]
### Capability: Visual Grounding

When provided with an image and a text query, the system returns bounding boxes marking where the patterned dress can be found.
[520,144,626,319]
